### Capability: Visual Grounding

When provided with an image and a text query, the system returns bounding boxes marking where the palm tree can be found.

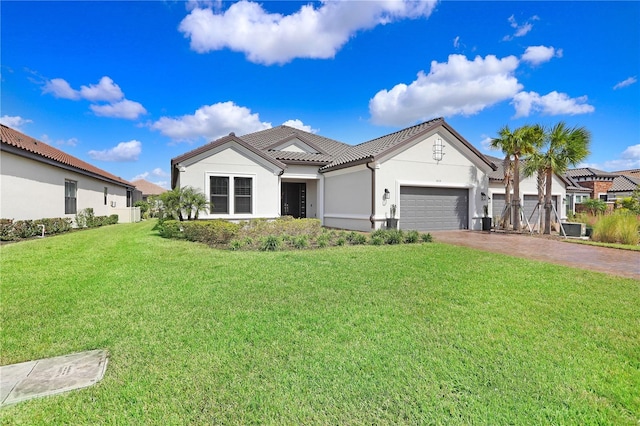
[490,126,515,229]
[180,186,209,220]
[522,150,547,232]
[541,122,591,234]
[159,188,184,221]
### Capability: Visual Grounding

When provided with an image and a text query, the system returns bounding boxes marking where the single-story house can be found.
[0,124,140,223]
[172,118,499,232]
[486,155,568,225]
[132,179,168,203]
[564,167,618,201]
[607,174,640,200]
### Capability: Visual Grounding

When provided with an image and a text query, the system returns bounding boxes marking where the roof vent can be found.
[229,132,235,137]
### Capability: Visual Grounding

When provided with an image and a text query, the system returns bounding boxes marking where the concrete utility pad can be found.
[0,349,108,407]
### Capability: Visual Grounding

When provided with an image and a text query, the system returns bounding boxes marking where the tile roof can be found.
[564,167,618,178]
[608,175,640,192]
[132,179,168,196]
[321,118,496,171]
[170,119,496,178]
[1,124,133,187]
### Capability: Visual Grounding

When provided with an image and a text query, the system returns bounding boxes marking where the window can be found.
[104,187,108,205]
[210,176,229,213]
[599,194,608,201]
[65,180,77,214]
[126,190,132,207]
[234,177,252,214]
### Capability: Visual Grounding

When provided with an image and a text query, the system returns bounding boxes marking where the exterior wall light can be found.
[383,188,390,200]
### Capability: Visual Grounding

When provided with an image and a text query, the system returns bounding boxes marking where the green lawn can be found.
[1,221,638,424]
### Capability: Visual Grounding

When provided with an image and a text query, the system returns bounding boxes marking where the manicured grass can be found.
[1,221,639,424]
[564,239,640,251]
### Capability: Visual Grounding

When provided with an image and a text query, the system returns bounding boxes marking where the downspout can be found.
[366,159,376,230]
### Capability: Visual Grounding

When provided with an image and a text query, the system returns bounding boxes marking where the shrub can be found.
[291,235,308,249]
[260,235,281,251]
[157,220,183,239]
[582,198,607,216]
[592,212,639,245]
[336,237,346,246]
[229,239,243,251]
[371,235,384,246]
[316,234,329,248]
[384,229,404,245]
[404,230,420,243]
[421,233,433,243]
[11,220,38,239]
[181,220,240,245]
[0,219,14,241]
[349,233,368,245]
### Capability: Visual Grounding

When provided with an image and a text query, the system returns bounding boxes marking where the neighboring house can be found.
[172,118,497,232]
[564,168,618,201]
[0,124,140,223]
[615,169,640,179]
[132,179,167,203]
[486,155,568,225]
[564,176,592,215]
[607,174,640,200]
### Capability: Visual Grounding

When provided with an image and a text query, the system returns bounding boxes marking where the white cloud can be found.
[521,45,562,66]
[0,115,33,129]
[151,101,272,141]
[480,135,493,151]
[41,134,79,147]
[613,76,637,90]
[511,91,595,118]
[369,54,522,126]
[88,140,142,162]
[282,119,318,133]
[79,76,124,102]
[601,144,640,171]
[151,167,169,177]
[42,78,81,100]
[179,0,437,65]
[453,35,460,48]
[503,14,538,41]
[90,100,147,120]
[42,76,145,120]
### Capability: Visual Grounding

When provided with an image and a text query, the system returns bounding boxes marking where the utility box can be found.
[562,222,586,237]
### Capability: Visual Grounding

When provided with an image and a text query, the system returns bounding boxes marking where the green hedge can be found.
[157,220,240,246]
[0,217,73,241]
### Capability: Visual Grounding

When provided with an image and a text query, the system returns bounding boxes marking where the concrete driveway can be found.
[431,230,640,280]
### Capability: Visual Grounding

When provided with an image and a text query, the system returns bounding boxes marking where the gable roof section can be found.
[132,179,168,196]
[565,167,617,179]
[320,117,497,172]
[1,124,133,188]
[263,133,329,155]
[608,174,640,192]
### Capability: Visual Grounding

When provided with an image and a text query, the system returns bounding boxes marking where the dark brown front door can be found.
[281,182,306,218]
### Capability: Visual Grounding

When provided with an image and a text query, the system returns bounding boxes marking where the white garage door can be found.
[399,186,469,231]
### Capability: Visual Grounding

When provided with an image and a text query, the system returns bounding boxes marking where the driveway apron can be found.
[431,231,640,280]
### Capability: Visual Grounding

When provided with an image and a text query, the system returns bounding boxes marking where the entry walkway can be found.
[431,230,640,280]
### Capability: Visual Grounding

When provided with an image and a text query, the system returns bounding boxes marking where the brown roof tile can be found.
[322,118,496,172]
[1,124,133,187]
[132,179,168,196]
[609,175,640,192]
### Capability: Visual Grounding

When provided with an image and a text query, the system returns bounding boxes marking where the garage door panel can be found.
[399,186,468,231]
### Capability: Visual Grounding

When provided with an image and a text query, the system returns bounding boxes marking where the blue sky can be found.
[2,0,639,189]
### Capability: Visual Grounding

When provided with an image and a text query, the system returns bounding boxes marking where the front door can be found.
[281,182,306,218]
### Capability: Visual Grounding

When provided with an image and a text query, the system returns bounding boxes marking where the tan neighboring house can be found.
[0,124,140,223]
[171,118,498,232]
[132,179,167,203]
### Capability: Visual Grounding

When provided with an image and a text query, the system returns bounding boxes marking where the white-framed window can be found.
[65,180,77,214]
[210,176,229,213]
[208,174,254,215]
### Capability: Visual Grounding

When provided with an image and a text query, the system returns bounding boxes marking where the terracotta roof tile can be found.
[131,179,168,196]
[1,124,132,187]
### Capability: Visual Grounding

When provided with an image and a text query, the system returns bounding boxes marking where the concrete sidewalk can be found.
[431,230,640,280]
